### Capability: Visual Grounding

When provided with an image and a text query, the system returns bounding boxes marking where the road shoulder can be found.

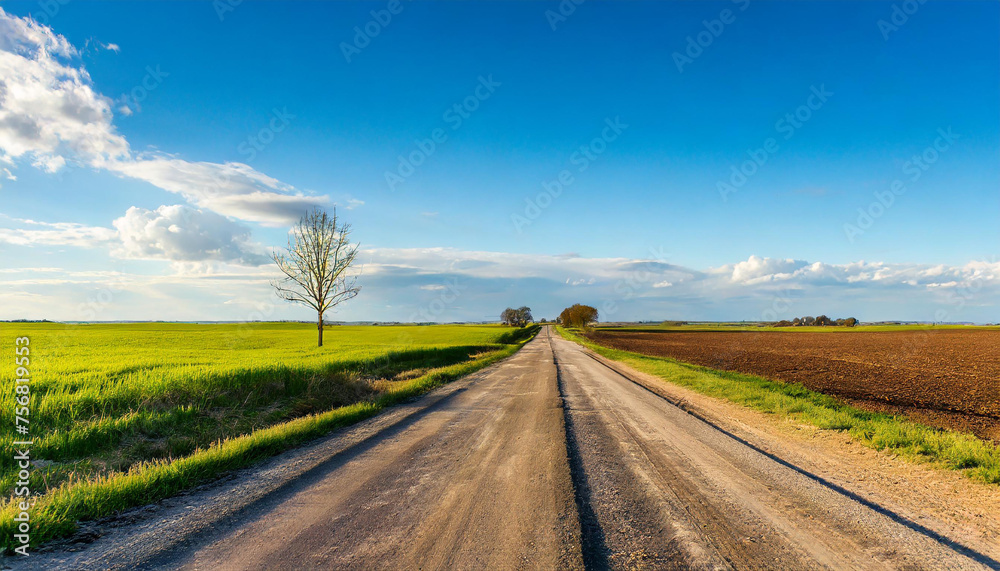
[567,337,1000,562]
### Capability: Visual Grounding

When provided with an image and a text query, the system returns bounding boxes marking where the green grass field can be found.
[557,326,1000,487]
[0,322,536,550]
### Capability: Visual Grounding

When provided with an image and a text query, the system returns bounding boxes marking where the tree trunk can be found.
[317,311,324,347]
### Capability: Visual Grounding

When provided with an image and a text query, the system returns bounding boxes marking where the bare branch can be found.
[269,207,362,346]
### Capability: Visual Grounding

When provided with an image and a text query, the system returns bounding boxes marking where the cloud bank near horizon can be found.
[1,248,996,324]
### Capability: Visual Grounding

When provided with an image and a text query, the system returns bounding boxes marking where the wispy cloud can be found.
[0,219,117,248]
[362,248,1000,293]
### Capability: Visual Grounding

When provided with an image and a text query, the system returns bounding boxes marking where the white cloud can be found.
[104,43,120,53]
[0,206,269,266]
[0,13,128,167]
[112,205,269,265]
[362,247,644,282]
[0,7,327,226]
[0,267,64,274]
[0,219,116,248]
[0,264,283,322]
[1,252,999,322]
[107,157,327,226]
[32,154,65,173]
[728,255,807,283]
[359,248,1000,302]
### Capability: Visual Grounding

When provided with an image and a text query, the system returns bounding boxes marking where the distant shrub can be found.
[791,315,859,327]
[560,304,599,328]
[500,306,532,327]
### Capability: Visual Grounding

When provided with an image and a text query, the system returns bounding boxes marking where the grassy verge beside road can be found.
[557,326,1000,486]
[0,323,538,551]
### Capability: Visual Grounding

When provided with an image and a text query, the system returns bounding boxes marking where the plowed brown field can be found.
[585,328,1000,441]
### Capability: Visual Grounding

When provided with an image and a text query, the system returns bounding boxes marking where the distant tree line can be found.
[558,304,599,328]
[500,306,533,327]
[775,315,858,327]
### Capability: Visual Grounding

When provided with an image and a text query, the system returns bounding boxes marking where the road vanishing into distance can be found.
[20,327,1000,570]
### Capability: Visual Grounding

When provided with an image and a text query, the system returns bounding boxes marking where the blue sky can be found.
[0,0,997,322]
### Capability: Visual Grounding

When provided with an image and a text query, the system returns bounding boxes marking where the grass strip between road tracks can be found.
[557,326,1000,487]
[0,325,539,552]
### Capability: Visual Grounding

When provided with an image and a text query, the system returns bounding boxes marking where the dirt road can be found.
[16,327,1000,570]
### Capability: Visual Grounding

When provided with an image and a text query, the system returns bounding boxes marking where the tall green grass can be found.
[0,323,537,550]
[557,326,1000,486]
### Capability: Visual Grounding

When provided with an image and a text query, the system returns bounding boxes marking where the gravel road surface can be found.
[13,327,998,570]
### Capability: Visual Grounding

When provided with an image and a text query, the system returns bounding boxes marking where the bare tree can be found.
[271,208,360,347]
